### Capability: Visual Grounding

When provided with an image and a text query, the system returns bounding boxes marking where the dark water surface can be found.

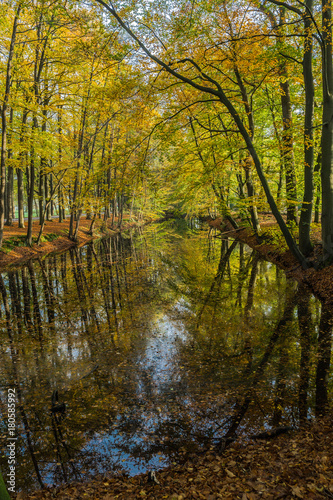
[0,222,331,491]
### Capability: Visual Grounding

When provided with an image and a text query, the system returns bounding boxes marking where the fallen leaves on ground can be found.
[17,418,333,499]
[0,217,141,268]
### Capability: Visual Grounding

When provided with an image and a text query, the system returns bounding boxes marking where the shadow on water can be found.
[0,222,332,491]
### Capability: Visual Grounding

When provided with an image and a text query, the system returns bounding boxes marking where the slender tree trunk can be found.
[39,169,44,225]
[278,7,298,224]
[280,77,298,224]
[5,108,14,226]
[0,3,21,246]
[45,174,51,220]
[321,0,333,260]
[58,185,64,222]
[234,66,260,232]
[17,107,28,228]
[299,0,314,255]
[50,174,54,216]
[26,117,38,246]
[105,126,114,218]
[57,106,64,222]
[314,150,322,223]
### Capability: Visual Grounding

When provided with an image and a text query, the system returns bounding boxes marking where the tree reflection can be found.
[0,227,331,492]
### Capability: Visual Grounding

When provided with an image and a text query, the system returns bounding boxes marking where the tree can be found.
[0,1,21,246]
[93,0,308,266]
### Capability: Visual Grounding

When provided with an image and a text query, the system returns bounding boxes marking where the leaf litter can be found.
[15,418,333,499]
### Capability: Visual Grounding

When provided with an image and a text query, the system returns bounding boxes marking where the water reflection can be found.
[0,224,332,491]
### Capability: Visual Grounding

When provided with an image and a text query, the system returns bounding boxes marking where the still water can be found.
[0,222,331,491]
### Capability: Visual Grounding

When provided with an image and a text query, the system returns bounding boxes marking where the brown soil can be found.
[0,217,140,269]
[16,419,333,499]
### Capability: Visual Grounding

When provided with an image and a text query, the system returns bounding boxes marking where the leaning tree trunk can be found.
[97,0,307,267]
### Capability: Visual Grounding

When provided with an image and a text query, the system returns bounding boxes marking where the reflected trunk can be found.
[297,283,313,421]
[315,302,333,416]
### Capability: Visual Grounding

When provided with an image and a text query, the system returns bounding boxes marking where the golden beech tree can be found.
[0,0,332,268]
[92,0,332,266]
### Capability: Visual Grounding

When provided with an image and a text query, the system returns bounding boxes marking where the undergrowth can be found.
[1,233,59,253]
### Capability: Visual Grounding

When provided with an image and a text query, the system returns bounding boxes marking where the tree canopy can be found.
[0,0,332,267]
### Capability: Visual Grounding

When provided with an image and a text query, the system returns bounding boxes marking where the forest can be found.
[1,0,333,499]
[0,0,333,267]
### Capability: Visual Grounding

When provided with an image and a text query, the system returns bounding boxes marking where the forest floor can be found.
[0,216,145,269]
[4,214,333,499]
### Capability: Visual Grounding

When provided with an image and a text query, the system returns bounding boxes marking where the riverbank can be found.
[16,417,333,499]
[1,214,333,303]
[208,216,333,307]
[0,216,146,269]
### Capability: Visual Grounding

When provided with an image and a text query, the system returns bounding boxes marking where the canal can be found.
[0,221,331,492]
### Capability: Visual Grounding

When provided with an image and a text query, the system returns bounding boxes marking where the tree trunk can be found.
[314,149,322,223]
[234,66,260,233]
[315,302,333,416]
[39,168,44,225]
[26,117,38,246]
[17,107,28,228]
[0,2,21,247]
[5,108,14,226]
[321,0,333,260]
[278,7,298,224]
[280,77,298,224]
[17,166,25,228]
[299,0,314,255]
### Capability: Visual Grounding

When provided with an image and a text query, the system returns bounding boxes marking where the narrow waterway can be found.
[0,221,331,492]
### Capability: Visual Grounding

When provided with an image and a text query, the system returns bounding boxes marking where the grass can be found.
[1,235,28,254]
[39,232,59,243]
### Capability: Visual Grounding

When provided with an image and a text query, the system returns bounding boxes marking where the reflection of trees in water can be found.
[166,237,332,443]
[315,302,333,416]
[0,231,332,491]
[0,233,164,490]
